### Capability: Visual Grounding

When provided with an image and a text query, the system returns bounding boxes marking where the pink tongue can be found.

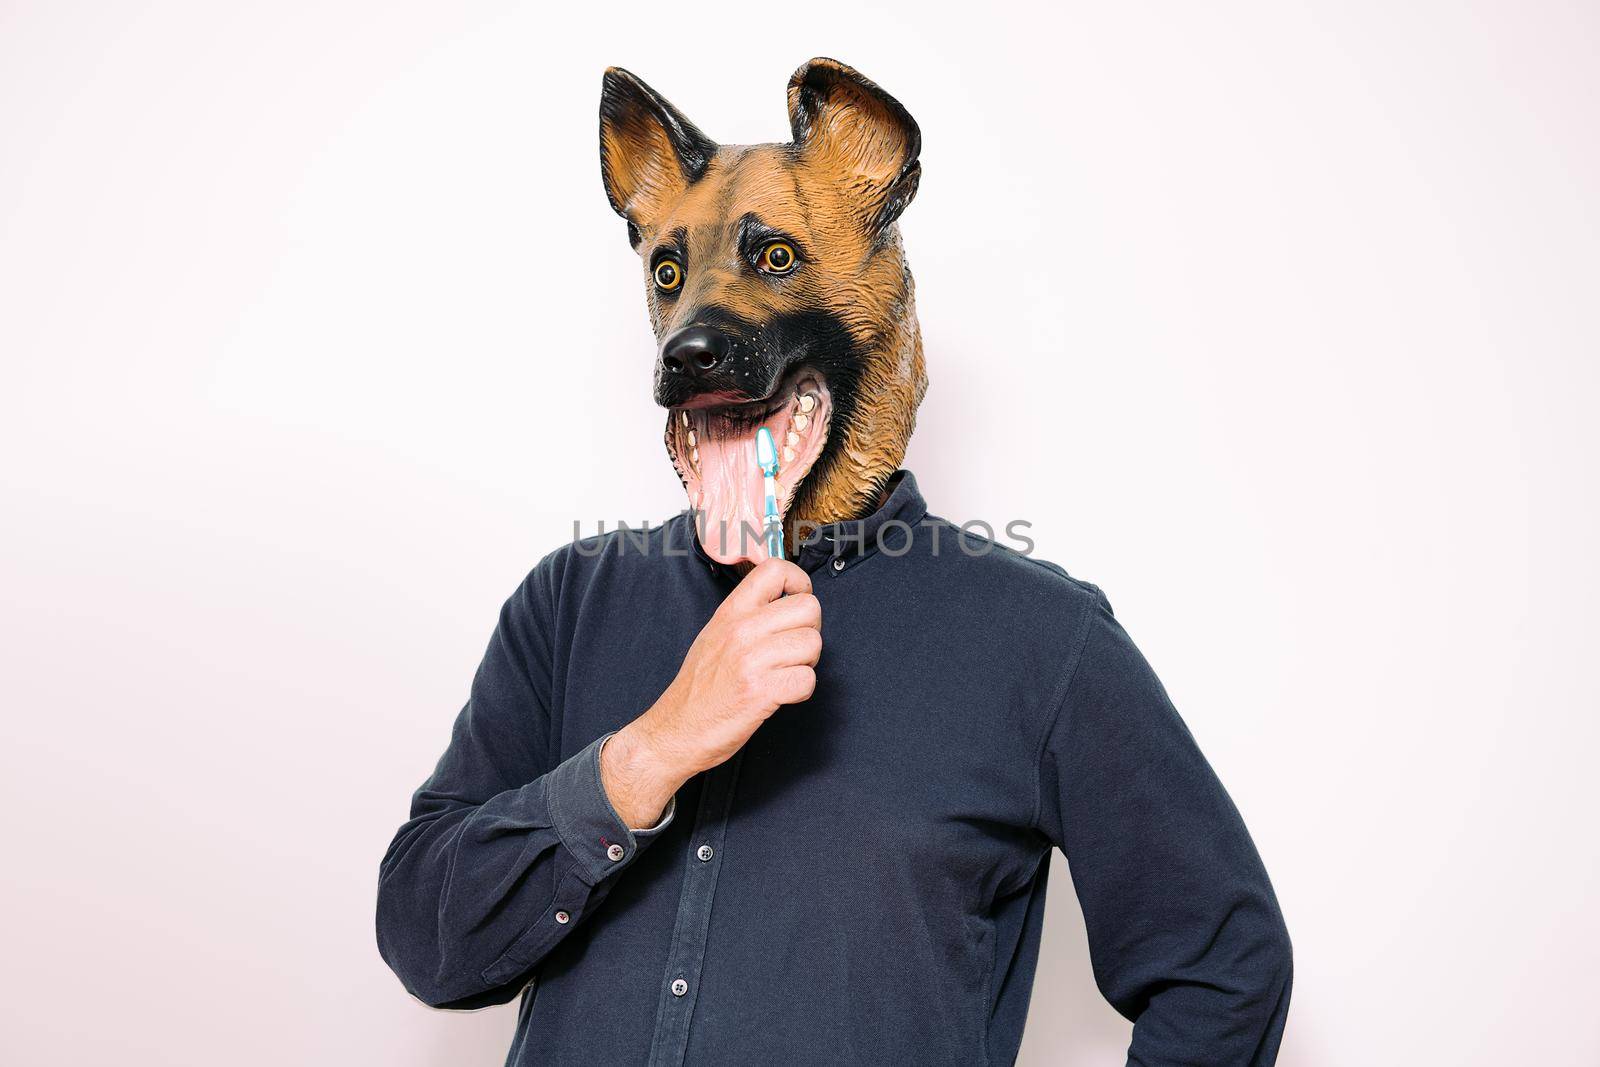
[693,425,769,565]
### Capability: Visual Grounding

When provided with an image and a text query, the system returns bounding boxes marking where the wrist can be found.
[600,718,689,829]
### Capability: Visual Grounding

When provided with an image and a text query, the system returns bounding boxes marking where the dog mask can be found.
[599,58,927,564]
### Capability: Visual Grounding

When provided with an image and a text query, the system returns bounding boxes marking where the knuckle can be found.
[734,672,761,707]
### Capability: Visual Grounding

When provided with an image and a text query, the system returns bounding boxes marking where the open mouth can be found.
[666,367,833,565]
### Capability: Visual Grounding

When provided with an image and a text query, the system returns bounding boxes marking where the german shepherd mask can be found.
[599,58,927,564]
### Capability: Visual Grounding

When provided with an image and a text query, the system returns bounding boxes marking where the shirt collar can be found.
[691,470,929,578]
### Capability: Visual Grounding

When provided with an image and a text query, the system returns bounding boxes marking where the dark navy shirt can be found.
[377,472,1292,1065]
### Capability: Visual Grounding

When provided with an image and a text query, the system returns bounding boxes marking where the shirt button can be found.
[606,843,625,862]
[554,910,570,925]
[670,978,688,997]
[696,844,714,862]
[832,557,846,572]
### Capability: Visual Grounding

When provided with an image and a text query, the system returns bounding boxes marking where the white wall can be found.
[3,2,1596,1063]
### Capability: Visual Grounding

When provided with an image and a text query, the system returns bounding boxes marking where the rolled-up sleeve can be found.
[376,561,672,1009]
[1036,590,1293,1065]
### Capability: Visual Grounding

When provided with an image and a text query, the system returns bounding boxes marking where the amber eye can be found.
[757,241,797,275]
[653,259,683,292]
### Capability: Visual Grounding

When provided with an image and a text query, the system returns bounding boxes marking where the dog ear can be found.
[787,58,921,234]
[599,67,718,246]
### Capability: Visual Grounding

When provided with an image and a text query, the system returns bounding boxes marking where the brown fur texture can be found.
[601,59,927,533]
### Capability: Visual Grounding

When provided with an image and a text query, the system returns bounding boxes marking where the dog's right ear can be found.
[599,68,717,247]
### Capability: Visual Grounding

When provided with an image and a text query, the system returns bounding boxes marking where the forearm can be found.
[1121,902,1293,1066]
[378,735,671,1007]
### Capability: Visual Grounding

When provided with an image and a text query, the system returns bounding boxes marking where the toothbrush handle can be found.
[763,480,784,561]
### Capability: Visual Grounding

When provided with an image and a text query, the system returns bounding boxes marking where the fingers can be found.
[729,558,812,610]
[770,665,818,706]
[763,592,822,633]
[758,626,823,670]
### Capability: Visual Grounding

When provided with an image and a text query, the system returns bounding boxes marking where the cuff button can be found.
[606,843,626,862]
[554,910,570,925]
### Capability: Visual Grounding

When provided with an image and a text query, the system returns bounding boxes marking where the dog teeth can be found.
[798,394,816,414]
[680,411,690,427]
[793,413,809,431]
[687,430,696,448]
[782,447,796,464]
[691,448,699,465]
[786,431,800,447]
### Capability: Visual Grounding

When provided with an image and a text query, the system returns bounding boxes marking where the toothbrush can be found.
[755,426,785,561]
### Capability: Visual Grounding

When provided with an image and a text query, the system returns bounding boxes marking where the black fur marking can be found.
[599,67,719,224]
[872,160,921,235]
[735,213,810,270]
[654,306,861,436]
[648,228,689,267]
[654,305,864,506]
[761,309,864,496]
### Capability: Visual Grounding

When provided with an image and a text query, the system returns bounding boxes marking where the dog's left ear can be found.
[600,67,718,246]
[788,58,922,234]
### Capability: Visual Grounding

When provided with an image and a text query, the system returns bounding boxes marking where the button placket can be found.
[645,752,744,1067]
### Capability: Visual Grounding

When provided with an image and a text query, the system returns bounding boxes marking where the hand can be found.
[600,558,821,828]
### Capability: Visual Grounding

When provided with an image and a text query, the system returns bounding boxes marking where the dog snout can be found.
[659,325,730,379]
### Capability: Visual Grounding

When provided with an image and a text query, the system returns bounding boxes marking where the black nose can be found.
[660,326,729,378]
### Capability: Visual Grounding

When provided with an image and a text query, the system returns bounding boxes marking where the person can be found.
[377,58,1292,1066]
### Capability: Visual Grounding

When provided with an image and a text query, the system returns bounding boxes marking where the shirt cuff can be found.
[546,732,675,884]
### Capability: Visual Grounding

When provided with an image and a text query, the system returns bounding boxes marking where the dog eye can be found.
[756,241,797,275]
[653,259,684,292]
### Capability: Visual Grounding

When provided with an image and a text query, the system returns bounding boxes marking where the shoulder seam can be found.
[1027,587,1104,832]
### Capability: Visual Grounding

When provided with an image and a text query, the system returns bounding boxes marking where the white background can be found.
[3,2,1597,1063]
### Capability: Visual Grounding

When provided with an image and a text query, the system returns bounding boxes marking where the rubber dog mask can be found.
[599,58,927,564]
